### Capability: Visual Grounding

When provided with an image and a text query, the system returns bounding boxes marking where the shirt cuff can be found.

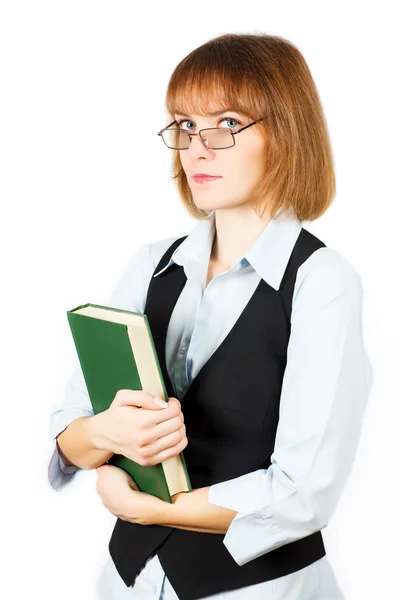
[208,466,297,513]
[47,444,81,492]
[58,452,80,474]
[208,468,304,566]
[209,470,267,513]
[221,509,289,565]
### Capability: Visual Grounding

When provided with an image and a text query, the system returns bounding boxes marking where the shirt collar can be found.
[153,208,302,291]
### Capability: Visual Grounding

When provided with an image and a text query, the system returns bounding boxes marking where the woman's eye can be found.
[178,117,240,130]
[220,118,240,129]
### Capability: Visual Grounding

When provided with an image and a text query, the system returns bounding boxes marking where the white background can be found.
[1,1,398,599]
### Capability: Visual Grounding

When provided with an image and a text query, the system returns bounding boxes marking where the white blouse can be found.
[48,209,373,599]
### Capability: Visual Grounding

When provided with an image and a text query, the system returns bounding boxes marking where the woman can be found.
[48,33,373,599]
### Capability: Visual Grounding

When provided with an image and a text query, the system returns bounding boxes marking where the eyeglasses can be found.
[157,118,267,150]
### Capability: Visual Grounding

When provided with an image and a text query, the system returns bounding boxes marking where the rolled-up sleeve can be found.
[208,250,374,565]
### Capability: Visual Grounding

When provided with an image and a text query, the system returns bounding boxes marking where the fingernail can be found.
[153,397,168,408]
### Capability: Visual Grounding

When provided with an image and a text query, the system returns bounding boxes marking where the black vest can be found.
[109,226,327,600]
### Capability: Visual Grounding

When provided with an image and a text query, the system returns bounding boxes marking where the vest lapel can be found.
[144,237,188,398]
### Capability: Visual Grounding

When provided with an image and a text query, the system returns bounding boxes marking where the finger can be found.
[151,434,188,464]
[141,424,186,460]
[152,414,184,439]
[115,389,168,410]
[146,398,183,426]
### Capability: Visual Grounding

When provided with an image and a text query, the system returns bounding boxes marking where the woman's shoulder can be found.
[107,235,185,314]
[141,234,185,270]
[293,245,364,305]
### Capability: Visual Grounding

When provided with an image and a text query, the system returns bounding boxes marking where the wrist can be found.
[151,496,177,526]
[124,489,175,527]
[86,411,111,452]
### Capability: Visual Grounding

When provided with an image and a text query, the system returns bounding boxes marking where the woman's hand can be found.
[95,464,170,525]
[93,390,188,467]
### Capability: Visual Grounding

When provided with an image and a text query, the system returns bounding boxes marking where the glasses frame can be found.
[157,118,267,150]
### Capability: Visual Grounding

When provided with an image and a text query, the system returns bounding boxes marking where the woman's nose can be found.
[187,132,214,157]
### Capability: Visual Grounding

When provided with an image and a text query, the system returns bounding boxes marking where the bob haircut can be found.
[164,33,336,222]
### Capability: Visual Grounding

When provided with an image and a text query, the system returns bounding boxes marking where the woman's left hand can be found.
[95,464,169,525]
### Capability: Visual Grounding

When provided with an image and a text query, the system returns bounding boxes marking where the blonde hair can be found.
[164,33,336,222]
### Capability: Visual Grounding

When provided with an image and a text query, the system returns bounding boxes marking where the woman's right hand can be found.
[93,390,188,466]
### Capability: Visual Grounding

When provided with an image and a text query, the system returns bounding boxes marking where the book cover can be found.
[66,302,192,503]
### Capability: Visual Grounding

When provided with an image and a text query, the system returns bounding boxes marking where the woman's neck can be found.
[210,206,272,268]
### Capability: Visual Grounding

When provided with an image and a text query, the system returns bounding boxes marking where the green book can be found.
[66,302,192,503]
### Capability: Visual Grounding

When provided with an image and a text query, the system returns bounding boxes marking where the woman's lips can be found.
[191,175,223,184]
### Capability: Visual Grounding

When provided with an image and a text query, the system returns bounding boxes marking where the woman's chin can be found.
[192,194,226,211]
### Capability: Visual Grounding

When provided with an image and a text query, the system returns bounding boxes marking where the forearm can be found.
[56,413,113,470]
[153,486,238,534]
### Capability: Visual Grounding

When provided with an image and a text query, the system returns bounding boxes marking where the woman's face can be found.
[176,110,268,213]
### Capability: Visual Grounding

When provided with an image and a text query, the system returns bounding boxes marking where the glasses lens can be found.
[162,128,188,149]
[162,128,233,149]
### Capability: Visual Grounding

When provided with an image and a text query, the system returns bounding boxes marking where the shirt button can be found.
[180,346,186,354]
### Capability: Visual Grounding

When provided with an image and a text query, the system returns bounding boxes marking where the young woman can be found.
[49,33,373,599]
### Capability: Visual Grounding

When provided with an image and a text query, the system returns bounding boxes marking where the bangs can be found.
[165,46,267,121]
